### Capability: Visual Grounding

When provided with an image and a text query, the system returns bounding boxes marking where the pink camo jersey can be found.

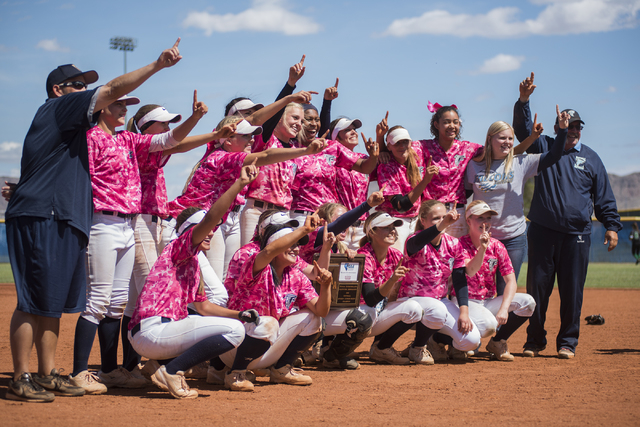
[167,149,248,219]
[336,152,370,221]
[227,252,318,320]
[129,227,207,330]
[87,126,153,214]
[358,243,403,305]
[456,235,514,300]
[137,150,171,217]
[246,134,298,209]
[291,140,359,212]
[376,141,425,218]
[420,139,482,204]
[398,232,466,299]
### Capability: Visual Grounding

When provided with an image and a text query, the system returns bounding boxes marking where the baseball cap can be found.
[46,64,98,95]
[177,210,206,236]
[556,109,584,125]
[235,119,263,136]
[258,211,299,236]
[465,202,498,218]
[365,213,403,235]
[331,118,362,141]
[227,99,264,117]
[386,127,412,146]
[137,107,182,129]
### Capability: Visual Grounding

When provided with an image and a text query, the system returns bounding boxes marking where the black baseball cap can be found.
[46,64,98,95]
[556,108,585,126]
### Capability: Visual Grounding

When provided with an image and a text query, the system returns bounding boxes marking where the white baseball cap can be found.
[137,106,182,129]
[365,213,403,235]
[177,209,206,236]
[331,118,362,141]
[259,212,299,235]
[465,202,499,218]
[235,119,263,136]
[227,99,264,117]
[386,128,412,146]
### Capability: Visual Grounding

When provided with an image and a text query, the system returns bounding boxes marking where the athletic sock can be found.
[72,317,99,376]
[120,315,141,372]
[377,321,414,350]
[210,356,227,371]
[494,312,528,341]
[165,335,235,375]
[413,322,438,348]
[433,332,453,346]
[98,316,121,374]
[230,336,271,371]
[274,332,321,369]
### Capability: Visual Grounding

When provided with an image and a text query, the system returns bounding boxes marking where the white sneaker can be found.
[369,341,410,365]
[98,367,149,389]
[408,345,434,365]
[184,361,208,379]
[486,339,515,362]
[224,370,254,392]
[447,346,468,361]
[206,366,226,385]
[69,370,107,395]
[427,337,449,362]
[155,366,198,399]
[269,365,313,386]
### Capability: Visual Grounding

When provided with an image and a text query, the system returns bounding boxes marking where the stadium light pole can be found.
[109,37,136,124]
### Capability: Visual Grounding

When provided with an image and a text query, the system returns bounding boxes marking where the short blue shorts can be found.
[7,216,88,317]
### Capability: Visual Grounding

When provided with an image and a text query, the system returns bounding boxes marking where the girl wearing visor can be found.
[71,93,214,393]
[456,200,536,361]
[375,115,439,251]
[223,215,333,390]
[128,165,261,399]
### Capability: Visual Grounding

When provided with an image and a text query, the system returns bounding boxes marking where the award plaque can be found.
[312,254,365,308]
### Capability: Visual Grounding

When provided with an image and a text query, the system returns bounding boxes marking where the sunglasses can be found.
[568,123,583,131]
[58,81,87,90]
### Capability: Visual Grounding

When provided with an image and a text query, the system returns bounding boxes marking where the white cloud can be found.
[607,86,617,92]
[383,0,640,38]
[474,54,526,74]
[0,141,23,162]
[36,38,69,52]
[182,0,321,36]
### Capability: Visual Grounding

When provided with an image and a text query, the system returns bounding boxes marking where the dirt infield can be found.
[1,284,639,426]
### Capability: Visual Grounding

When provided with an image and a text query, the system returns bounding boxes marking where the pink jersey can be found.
[167,149,248,219]
[420,139,482,204]
[245,134,297,209]
[87,126,153,214]
[227,252,318,320]
[291,140,359,212]
[358,243,403,305]
[457,235,514,300]
[129,227,207,330]
[297,228,321,264]
[376,141,425,218]
[336,152,370,221]
[137,150,171,217]
[398,232,466,299]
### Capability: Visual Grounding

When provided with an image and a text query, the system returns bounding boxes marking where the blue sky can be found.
[1,0,639,200]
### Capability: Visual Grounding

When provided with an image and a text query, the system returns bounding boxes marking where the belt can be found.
[231,204,242,213]
[131,316,172,337]
[293,209,314,215]
[253,200,284,210]
[100,210,137,219]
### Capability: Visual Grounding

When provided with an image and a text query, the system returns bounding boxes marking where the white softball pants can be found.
[207,209,242,280]
[452,294,536,338]
[392,216,418,252]
[187,252,229,313]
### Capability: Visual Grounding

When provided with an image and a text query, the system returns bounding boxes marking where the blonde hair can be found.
[318,202,348,254]
[358,211,385,248]
[415,200,445,232]
[484,121,515,177]
[386,125,421,188]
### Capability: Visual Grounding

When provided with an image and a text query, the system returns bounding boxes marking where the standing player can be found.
[5,39,183,402]
[514,72,621,359]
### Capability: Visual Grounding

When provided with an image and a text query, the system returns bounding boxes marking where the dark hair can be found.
[224,97,251,116]
[429,106,462,140]
[127,104,163,134]
[175,206,202,233]
[327,116,350,141]
[358,211,385,248]
[259,224,290,251]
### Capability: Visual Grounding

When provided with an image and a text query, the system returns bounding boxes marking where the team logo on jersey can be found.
[487,258,498,270]
[324,154,336,165]
[454,154,466,168]
[291,162,298,175]
[419,166,425,175]
[574,156,586,170]
[284,293,297,310]
[448,257,454,270]
[128,150,134,159]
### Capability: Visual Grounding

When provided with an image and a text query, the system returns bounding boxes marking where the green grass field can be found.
[0,262,638,288]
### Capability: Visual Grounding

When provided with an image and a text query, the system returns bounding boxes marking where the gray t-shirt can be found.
[465,154,540,240]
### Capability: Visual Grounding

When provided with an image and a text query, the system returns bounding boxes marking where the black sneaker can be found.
[7,373,55,403]
[34,369,85,397]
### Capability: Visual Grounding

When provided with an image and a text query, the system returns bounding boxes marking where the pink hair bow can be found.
[427,101,458,113]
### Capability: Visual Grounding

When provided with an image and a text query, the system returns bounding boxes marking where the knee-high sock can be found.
[413,322,439,348]
[98,316,121,374]
[165,335,235,375]
[494,312,528,341]
[230,336,271,371]
[433,332,453,346]
[121,315,141,371]
[377,321,414,350]
[274,332,321,369]
[72,317,99,376]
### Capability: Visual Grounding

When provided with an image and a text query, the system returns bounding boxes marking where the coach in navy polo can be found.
[5,39,182,402]
[513,72,622,360]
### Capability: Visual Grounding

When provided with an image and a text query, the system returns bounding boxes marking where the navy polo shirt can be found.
[513,100,622,235]
[6,88,100,238]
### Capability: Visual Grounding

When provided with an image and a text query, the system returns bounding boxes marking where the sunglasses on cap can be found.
[58,81,87,90]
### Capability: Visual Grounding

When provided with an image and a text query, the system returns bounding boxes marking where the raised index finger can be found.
[299,54,306,65]
[530,71,534,82]
[380,183,387,193]
[556,104,560,117]
[193,89,198,105]
[384,111,389,121]
[173,37,181,48]
[334,77,339,88]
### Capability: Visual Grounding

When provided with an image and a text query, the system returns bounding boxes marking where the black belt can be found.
[151,215,159,223]
[131,317,172,337]
[231,205,242,213]
[293,209,314,215]
[253,200,284,210]
[100,210,137,219]
[443,202,465,211]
